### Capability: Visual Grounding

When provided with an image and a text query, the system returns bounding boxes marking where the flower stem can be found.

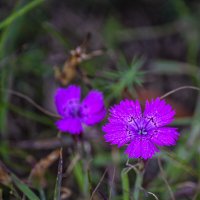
[121,170,130,200]
[133,169,144,200]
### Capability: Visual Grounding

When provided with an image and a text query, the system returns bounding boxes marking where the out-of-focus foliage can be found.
[0,0,200,199]
[97,55,145,100]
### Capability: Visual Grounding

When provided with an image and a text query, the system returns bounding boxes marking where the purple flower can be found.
[103,98,179,159]
[55,85,106,134]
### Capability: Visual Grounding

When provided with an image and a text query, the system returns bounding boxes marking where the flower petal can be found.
[143,98,175,129]
[103,100,142,147]
[55,85,81,116]
[125,138,159,159]
[150,127,179,146]
[80,90,106,125]
[108,100,142,130]
[103,122,135,147]
[56,118,82,134]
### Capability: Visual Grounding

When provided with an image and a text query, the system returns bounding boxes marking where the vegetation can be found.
[0,0,200,199]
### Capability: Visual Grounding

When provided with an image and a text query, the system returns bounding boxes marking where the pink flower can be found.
[103,98,179,159]
[55,85,106,134]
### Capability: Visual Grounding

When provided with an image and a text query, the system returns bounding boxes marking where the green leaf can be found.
[73,159,84,193]
[104,56,145,99]
[11,174,40,200]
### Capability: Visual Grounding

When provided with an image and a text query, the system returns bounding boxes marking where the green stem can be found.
[121,171,130,200]
[133,170,144,200]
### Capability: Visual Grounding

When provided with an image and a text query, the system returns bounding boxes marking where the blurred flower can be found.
[103,98,179,159]
[55,85,106,134]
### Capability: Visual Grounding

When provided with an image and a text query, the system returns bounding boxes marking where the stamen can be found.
[128,117,140,130]
[144,117,157,129]
[138,128,148,135]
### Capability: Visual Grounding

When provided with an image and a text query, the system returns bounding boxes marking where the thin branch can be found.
[158,158,175,200]
[0,88,60,118]
[160,86,200,99]
[90,168,108,200]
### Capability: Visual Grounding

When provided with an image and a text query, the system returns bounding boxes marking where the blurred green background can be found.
[0,0,200,199]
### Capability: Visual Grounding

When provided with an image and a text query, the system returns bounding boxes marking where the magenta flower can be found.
[55,85,106,134]
[103,98,179,159]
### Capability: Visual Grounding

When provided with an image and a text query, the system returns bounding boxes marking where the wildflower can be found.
[55,85,106,134]
[103,98,179,159]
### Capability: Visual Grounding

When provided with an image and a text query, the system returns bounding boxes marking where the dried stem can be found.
[90,168,107,200]
[0,88,60,118]
[160,86,200,99]
[54,148,63,200]
[64,153,80,176]
[140,187,159,200]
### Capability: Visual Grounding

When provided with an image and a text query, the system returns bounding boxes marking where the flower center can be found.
[63,100,81,118]
[138,128,148,135]
[69,106,80,117]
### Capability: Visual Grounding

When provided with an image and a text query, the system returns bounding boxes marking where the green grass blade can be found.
[11,174,40,200]
[0,0,44,31]
[0,0,45,136]
[73,159,84,193]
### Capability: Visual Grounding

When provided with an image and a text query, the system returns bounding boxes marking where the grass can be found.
[0,0,200,199]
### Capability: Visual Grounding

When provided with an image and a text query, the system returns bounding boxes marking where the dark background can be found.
[0,0,200,199]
